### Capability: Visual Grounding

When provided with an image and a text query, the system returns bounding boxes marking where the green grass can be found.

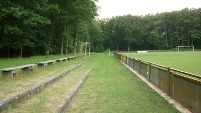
[121,51,201,75]
[3,59,96,113]
[66,53,179,113]
[0,57,89,102]
[0,54,76,69]
[0,53,179,112]
[0,53,84,78]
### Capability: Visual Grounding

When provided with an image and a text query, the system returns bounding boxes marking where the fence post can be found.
[148,63,151,81]
[139,60,141,74]
[127,56,129,65]
[167,67,170,96]
[126,56,129,65]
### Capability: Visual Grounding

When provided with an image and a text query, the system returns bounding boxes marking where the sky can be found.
[96,0,201,19]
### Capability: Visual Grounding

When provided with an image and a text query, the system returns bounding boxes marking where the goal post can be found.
[178,46,194,52]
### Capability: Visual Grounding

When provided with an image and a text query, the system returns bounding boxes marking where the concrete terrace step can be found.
[0,61,88,112]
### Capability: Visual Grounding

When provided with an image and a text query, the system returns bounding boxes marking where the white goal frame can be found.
[178,46,194,52]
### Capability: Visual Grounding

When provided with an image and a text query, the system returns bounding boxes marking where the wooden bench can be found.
[56,58,67,63]
[67,56,75,61]
[61,58,67,61]
[0,64,35,78]
[38,60,56,68]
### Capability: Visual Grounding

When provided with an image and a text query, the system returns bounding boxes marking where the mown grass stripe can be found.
[0,61,87,112]
[55,67,94,113]
[66,53,179,113]
[122,52,201,75]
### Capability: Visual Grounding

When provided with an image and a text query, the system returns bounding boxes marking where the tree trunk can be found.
[20,48,23,58]
[84,42,87,56]
[65,37,68,54]
[74,33,78,55]
[65,27,69,54]
[7,47,10,58]
[127,43,130,51]
[163,14,168,47]
[165,23,168,47]
[116,43,119,51]
[19,41,23,58]
[61,36,64,54]
[176,26,179,47]
[60,27,64,55]
[187,25,190,46]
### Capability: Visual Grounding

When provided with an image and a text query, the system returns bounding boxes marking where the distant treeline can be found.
[0,0,98,58]
[97,8,201,51]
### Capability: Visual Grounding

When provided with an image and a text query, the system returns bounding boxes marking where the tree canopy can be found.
[97,8,201,51]
[0,0,98,57]
[0,1,201,58]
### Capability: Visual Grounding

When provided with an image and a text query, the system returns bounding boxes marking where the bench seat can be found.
[38,60,56,68]
[0,64,35,78]
[67,56,75,61]
[56,58,67,63]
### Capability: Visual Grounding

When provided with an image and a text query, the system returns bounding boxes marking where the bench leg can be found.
[38,64,47,68]
[22,67,34,73]
[48,62,55,66]
[12,70,18,77]
[56,60,62,63]
[2,70,18,78]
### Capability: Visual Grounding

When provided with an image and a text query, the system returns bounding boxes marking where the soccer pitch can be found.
[121,51,201,76]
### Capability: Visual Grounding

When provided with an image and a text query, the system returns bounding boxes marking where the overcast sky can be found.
[96,0,201,19]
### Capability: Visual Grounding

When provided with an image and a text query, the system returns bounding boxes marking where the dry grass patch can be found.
[2,57,95,113]
[0,58,88,102]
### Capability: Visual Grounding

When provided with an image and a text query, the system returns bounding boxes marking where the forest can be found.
[0,0,99,58]
[0,0,201,58]
[98,8,201,51]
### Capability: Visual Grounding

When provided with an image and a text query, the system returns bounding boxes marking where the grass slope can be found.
[3,60,95,113]
[0,54,75,69]
[0,58,88,102]
[66,53,179,113]
[122,52,201,75]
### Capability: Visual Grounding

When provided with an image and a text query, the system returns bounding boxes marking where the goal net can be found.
[177,46,194,52]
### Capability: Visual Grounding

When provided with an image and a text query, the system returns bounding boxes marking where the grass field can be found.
[0,53,80,78]
[65,53,179,113]
[0,54,77,69]
[121,51,201,75]
[0,57,88,102]
[1,53,179,112]
[3,59,94,113]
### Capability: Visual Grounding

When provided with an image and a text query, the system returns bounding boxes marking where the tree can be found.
[97,8,201,51]
[0,0,52,57]
[49,0,98,54]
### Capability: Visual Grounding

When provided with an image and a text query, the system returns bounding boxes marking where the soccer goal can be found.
[177,46,194,52]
